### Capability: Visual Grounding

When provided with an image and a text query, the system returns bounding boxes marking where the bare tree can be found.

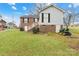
[33,3,47,15]
[33,3,54,15]
[29,3,56,15]
[63,11,75,29]
[0,14,2,20]
[74,13,79,24]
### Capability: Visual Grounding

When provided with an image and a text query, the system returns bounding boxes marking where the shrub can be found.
[65,28,69,32]
[20,27,24,31]
[64,31,72,36]
[59,28,72,36]
[32,27,39,34]
[59,28,65,34]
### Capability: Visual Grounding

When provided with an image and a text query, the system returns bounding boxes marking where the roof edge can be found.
[39,4,65,13]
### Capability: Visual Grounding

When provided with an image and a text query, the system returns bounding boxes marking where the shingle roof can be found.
[21,14,39,19]
[0,19,6,23]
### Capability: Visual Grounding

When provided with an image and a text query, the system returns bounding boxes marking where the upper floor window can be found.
[24,18,27,23]
[41,13,44,23]
[33,18,35,22]
[41,13,50,23]
[48,13,50,23]
[27,18,29,23]
[22,18,24,23]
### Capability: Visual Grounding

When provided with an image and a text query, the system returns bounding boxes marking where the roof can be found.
[0,19,6,23]
[39,4,65,13]
[21,14,39,19]
[8,22,15,25]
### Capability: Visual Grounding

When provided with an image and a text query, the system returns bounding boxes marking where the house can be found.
[7,22,17,29]
[0,19,6,31]
[20,4,65,33]
[38,4,65,33]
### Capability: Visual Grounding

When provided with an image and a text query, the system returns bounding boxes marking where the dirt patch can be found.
[67,36,79,50]
[66,34,79,50]
[69,44,79,50]
[70,36,79,39]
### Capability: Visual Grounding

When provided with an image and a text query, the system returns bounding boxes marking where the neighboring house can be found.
[0,19,6,31]
[20,4,65,33]
[7,22,17,29]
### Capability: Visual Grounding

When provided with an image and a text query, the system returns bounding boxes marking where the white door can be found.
[24,26,28,31]
[56,25,61,33]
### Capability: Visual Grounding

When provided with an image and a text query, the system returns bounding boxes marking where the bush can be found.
[65,28,69,32]
[59,28,65,34]
[32,27,39,34]
[64,31,72,36]
[20,27,24,31]
[59,28,72,36]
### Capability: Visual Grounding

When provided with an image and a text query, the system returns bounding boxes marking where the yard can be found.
[0,28,79,56]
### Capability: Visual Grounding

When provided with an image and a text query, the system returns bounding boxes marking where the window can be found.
[27,18,29,23]
[41,13,44,23]
[33,18,35,22]
[48,13,50,23]
[37,18,39,22]
[24,18,27,23]
[22,18,24,23]
[41,13,50,23]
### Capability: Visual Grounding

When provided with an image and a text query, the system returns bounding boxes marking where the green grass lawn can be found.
[70,26,79,34]
[0,29,79,56]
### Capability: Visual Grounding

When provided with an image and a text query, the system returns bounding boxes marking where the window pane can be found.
[24,18,27,23]
[48,13,50,23]
[42,13,44,23]
[27,18,29,23]
[33,18,35,22]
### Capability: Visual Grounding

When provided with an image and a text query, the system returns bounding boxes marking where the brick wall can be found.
[27,17,34,26]
[39,25,56,33]
[20,17,25,28]
[0,25,4,31]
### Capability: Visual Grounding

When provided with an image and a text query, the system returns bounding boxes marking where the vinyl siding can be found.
[39,6,64,25]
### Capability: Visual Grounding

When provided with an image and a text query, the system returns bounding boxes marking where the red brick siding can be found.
[39,25,56,33]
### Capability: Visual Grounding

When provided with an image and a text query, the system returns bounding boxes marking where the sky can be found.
[0,3,79,26]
